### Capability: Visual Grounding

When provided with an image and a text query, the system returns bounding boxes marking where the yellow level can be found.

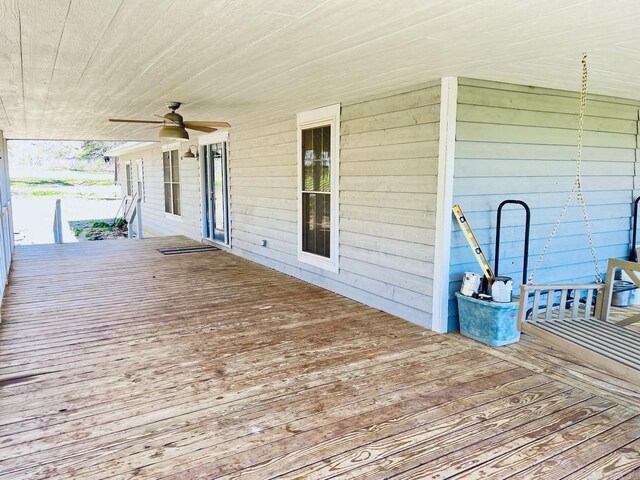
[452,205,495,282]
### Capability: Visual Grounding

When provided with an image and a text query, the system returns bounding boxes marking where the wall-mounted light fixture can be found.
[183,145,199,159]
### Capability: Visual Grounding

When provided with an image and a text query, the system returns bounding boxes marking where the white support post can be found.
[136,198,143,239]
[53,199,63,244]
[431,77,458,333]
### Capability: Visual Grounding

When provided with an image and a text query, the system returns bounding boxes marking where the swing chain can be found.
[527,53,602,285]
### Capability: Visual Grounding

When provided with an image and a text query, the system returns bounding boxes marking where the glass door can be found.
[203,142,229,244]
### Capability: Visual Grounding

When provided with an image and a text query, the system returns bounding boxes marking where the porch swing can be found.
[516,54,640,384]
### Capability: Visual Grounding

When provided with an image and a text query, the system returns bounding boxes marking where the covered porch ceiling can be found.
[1,0,639,141]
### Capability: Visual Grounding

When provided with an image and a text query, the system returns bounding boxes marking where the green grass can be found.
[31,190,60,196]
[11,177,113,188]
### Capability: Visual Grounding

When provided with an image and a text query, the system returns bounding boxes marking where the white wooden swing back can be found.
[518,55,640,384]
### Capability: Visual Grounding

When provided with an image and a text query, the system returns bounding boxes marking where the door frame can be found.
[199,131,230,245]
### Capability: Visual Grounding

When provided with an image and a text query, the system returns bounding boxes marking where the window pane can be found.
[302,192,330,258]
[125,164,132,196]
[302,128,314,190]
[213,151,224,229]
[312,128,323,191]
[321,125,331,192]
[172,183,181,216]
[301,126,331,192]
[164,183,171,213]
[163,153,170,182]
[171,150,180,182]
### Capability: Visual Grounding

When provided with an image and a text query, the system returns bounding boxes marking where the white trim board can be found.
[198,130,229,145]
[431,77,458,333]
[104,141,158,157]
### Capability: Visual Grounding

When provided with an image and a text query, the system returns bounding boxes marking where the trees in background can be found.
[8,140,123,171]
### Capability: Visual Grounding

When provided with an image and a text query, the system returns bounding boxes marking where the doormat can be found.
[157,245,220,255]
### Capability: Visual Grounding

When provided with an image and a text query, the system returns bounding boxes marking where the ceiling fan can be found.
[109,102,230,140]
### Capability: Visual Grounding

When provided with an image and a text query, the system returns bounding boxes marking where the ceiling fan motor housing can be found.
[164,112,184,124]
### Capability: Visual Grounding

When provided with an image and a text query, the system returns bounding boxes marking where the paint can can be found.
[460,272,482,297]
[612,280,635,307]
[491,276,513,303]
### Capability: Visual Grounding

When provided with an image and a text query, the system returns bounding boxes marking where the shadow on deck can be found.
[0,236,639,479]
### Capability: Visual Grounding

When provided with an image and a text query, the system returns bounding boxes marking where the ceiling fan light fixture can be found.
[158,124,189,140]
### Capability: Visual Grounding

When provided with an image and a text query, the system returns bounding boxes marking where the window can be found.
[297,104,340,271]
[136,160,144,201]
[163,149,181,215]
[125,162,133,197]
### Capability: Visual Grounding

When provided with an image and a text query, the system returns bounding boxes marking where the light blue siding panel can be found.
[447,79,639,332]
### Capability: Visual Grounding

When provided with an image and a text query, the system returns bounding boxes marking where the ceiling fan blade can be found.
[184,121,231,128]
[109,118,164,124]
[186,125,217,133]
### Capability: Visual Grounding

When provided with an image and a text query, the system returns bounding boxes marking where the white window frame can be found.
[124,160,133,198]
[296,103,340,272]
[135,159,145,202]
[162,142,182,219]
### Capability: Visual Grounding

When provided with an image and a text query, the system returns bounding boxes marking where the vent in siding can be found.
[157,245,220,255]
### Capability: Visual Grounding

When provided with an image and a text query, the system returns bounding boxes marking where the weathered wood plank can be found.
[2,232,637,479]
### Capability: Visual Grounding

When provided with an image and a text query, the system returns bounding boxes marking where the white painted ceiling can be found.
[1,0,639,140]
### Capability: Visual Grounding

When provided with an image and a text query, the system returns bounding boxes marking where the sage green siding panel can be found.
[228,81,441,329]
[341,84,440,121]
[340,191,437,211]
[458,84,638,119]
[457,104,637,134]
[459,78,640,107]
[341,104,440,135]
[456,159,633,177]
[340,122,439,149]
[341,141,439,162]
[340,175,437,193]
[456,141,635,162]
[457,122,636,148]
[340,157,437,176]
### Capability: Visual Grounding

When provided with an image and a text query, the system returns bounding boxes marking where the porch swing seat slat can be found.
[531,319,640,369]
[518,281,640,385]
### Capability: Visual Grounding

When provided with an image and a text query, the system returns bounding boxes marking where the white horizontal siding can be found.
[118,146,202,240]
[228,82,440,328]
[448,78,639,331]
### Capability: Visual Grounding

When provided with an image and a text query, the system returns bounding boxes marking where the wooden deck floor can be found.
[0,236,639,479]
[611,303,640,333]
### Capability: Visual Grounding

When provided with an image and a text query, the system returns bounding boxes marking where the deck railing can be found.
[127,197,143,239]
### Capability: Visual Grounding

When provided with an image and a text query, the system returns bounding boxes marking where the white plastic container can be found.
[491,276,513,303]
[460,272,482,297]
